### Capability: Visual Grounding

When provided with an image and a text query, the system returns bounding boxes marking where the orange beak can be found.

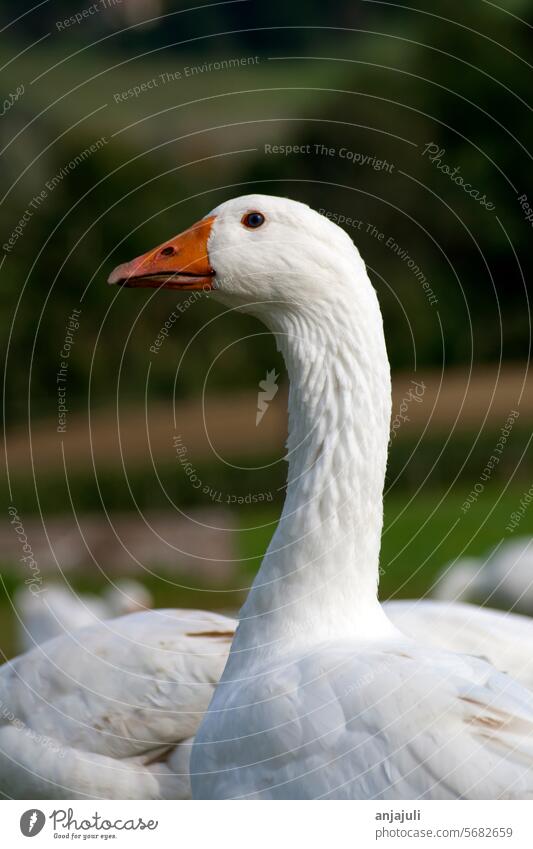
[107,215,216,290]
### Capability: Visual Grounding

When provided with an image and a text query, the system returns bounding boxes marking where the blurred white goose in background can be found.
[108,194,533,800]
[433,537,533,615]
[15,579,153,652]
[432,557,481,604]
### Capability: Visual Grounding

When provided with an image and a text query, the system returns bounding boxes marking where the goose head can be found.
[108,194,373,320]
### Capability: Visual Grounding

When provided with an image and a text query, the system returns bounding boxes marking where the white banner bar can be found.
[2,799,532,848]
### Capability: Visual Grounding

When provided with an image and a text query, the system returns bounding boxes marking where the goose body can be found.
[0,609,232,798]
[195,638,533,799]
[386,599,533,687]
[2,597,533,798]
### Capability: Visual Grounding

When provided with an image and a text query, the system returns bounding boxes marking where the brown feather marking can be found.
[459,696,508,731]
[466,714,506,730]
[144,745,175,766]
[185,630,235,638]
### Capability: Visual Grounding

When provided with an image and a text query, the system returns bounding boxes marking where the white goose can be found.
[433,538,533,615]
[108,193,533,799]
[2,194,533,800]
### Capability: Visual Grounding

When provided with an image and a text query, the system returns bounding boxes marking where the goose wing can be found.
[0,609,235,799]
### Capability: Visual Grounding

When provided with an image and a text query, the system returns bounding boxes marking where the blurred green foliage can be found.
[1,0,531,425]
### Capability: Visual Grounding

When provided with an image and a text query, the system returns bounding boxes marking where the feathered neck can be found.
[223,281,396,667]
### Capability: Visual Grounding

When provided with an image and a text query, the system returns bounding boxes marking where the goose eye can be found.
[242,211,265,229]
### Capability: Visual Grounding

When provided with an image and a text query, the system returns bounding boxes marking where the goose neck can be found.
[236,296,394,654]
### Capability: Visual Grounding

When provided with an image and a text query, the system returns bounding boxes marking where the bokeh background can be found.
[1,0,532,657]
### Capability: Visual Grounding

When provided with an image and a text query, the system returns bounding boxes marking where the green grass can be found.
[379,486,533,599]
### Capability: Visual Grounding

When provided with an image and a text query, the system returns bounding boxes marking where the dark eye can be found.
[242,211,265,229]
[160,246,175,256]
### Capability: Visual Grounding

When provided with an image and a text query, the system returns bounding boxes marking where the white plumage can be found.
[3,597,533,798]
[386,600,533,688]
[0,609,233,799]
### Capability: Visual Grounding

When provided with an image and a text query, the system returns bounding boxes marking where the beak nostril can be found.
[160,246,175,257]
